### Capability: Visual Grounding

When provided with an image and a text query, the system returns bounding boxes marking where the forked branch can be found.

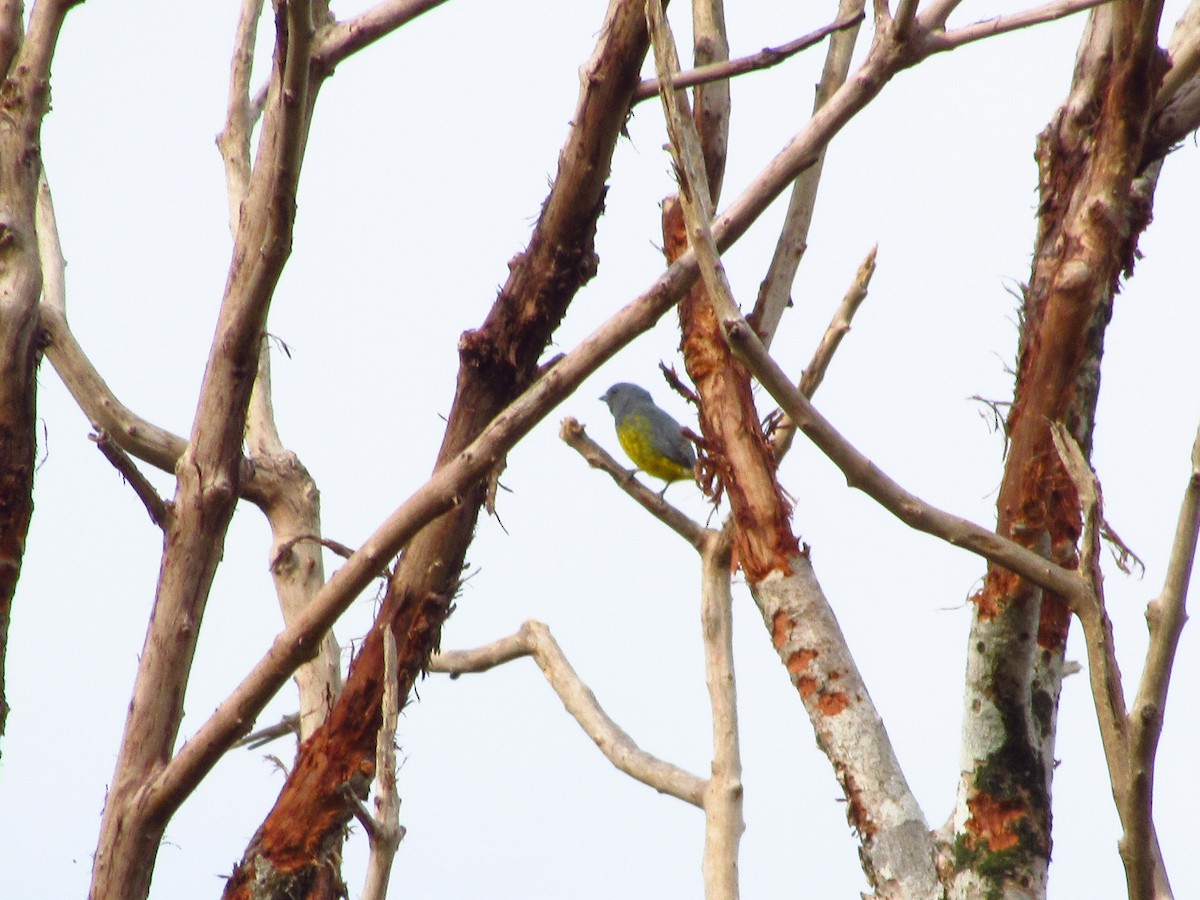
[728,322,1089,607]
[431,621,708,807]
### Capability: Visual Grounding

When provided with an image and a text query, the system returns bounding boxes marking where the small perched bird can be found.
[600,382,697,492]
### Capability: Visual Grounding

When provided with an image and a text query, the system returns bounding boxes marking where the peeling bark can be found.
[950,5,1169,897]
[220,3,658,896]
[663,199,798,581]
[660,150,935,900]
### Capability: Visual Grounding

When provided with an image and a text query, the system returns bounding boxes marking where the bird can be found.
[600,382,697,493]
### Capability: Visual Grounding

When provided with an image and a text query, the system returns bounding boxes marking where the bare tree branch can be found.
[235,713,300,749]
[154,0,1131,875]
[1155,5,1200,108]
[916,0,966,30]
[630,14,864,105]
[698,530,743,900]
[215,0,347,742]
[770,244,877,460]
[217,0,262,237]
[1049,421,1177,900]
[91,432,171,530]
[648,5,938,895]
[1,0,85,744]
[431,621,708,807]
[1122,425,1199,900]
[313,0,452,72]
[560,417,707,549]
[247,341,345,740]
[91,1,328,894]
[1145,0,1200,164]
[39,309,210,484]
[924,0,1114,52]
[270,534,357,569]
[727,322,1090,608]
[751,0,867,347]
[647,0,736,326]
[0,1,21,75]
[1050,424,1130,764]
[799,245,876,398]
[358,630,404,900]
[36,166,252,497]
[36,171,182,561]
[20,0,83,83]
[892,0,921,40]
[34,173,65,317]
[689,0,730,201]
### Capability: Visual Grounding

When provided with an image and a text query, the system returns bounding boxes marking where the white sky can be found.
[2,1,1198,898]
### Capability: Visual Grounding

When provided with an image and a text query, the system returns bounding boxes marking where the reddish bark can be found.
[988,24,1168,628]
[964,793,1027,854]
[662,198,798,583]
[0,338,37,741]
[955,9,1169,892]
[221,5,658,896]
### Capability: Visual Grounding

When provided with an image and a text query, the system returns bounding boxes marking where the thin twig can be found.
[430,621,708,807]
[91,432,171,529]
[1049,422,1175,897]
[217,0,262,239]
[925,0,1114,52]
[1100,518,1145,576]
[35,164,252,497]
[751,0,867,346]
[1123,423,1200,898]
[559,417,707,549]
[1050,426,1131,762]
[39,310,203,488]
[630,13,864,104]
[428,630,533,675]
[770,245,877,459]
[234,713,300,749]
[646,0,736,327]
[800,245,876,398]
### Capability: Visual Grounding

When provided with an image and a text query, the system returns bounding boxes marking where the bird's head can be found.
[600,382,654,416]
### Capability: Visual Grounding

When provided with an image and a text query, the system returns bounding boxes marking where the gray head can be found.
[600,383,655,419]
